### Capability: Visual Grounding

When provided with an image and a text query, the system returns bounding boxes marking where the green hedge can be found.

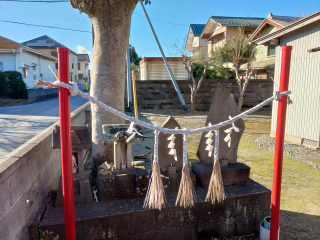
[0,71,6,96]
[3,71,28,99]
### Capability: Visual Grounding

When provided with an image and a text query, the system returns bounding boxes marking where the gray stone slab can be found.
[155,116,183,173]
[191,161,250,188]
[197,85,245,165]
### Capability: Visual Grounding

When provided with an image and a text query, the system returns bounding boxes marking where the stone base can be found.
[40,179,270,240]
[162,171,196,194]
[191,162,250,188]
[55,176,94,207]
[97,167,149,201]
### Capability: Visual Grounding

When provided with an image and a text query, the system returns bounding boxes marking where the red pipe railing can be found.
[57,47,76,240]
[270,45,292,240]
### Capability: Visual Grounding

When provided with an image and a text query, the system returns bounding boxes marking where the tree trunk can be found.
[190,91,195,113]
[70,0,139,174]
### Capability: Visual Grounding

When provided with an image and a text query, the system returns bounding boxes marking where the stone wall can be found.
[0,102,91,240]
[126,79,273,110]
[27,88,59,102]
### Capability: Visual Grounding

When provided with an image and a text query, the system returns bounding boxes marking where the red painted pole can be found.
[57,47,76,240]
[270,46,292,240]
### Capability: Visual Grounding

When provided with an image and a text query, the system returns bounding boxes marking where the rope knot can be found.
[69,82,79,96]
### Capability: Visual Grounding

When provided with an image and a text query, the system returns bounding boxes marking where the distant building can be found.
[200,16,264,57]
[185,24,207,57]
[22,35,79,83]
[0,35,57,88]
[139,57,189,81]
[77,54,90,84]
[254,11,320,148]
[240,13,297,79]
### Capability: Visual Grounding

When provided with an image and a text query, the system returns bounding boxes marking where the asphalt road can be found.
[0,95,88,159]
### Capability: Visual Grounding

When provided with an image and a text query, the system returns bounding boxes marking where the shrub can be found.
[4,71,28,99]
[0,71,7,96]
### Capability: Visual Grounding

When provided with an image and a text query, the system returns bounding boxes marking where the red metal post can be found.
[270,46,292,240]
[57,47,76,240]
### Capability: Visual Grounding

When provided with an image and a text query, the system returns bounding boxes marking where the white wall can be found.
[271,21,320,144]
[0,53,16,72]
[16,51,56,88]
[78,60,89,79]
[69,52,78,83]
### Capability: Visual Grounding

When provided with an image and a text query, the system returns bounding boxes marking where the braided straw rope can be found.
[35,79,291,136]
[35,79,291,209]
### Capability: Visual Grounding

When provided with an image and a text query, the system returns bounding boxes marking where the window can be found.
[78,63,81,70]
[70,74,72,82]
[23,68,28,78]
[75,75,77,82]
[33,66,37,80]
[72,63,74,69]
[0,62,3,72]
[268,45,276,56]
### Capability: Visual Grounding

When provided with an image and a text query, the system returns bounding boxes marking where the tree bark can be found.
[69,0,138,172]
[190,90,195,113]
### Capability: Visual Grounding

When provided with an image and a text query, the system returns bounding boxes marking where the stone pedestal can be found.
[40,179,271,240]
[55,176,93,207]
[191,161,250,188]
[97,167,149,201]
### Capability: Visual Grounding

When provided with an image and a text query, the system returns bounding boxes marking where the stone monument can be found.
[155,116,196,193]
[53,125,94,207]
[192,85,250,188]
[97,124,149,201]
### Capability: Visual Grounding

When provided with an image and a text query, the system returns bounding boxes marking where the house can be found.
[77,54,90,84]
[254,11,320,148]
[240,13,297,79]
[139,57,189,80]
[185,24,207,57]
[22,35,79,83]
[200,16,264,57]
[0,35,57,88]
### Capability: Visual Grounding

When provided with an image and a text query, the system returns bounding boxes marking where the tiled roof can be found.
[210,16,264,27]
[22,35,78,55]
[78,54,90,62]
[0,36,22,49]
[190,24,206,36]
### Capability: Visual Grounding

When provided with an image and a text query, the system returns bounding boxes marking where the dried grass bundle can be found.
[175,163,196,208]
[143,162,166,210]
[205,160,226,204]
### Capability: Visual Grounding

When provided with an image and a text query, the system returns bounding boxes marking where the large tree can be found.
[69,0,148,178]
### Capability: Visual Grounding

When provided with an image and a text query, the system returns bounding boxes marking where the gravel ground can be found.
[254,135,320,169]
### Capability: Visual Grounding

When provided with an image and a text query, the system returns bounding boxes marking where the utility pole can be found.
[127,46,132,112]
[140,0,188,111]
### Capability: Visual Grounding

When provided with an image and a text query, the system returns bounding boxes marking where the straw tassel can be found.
[144,130,166,210]
[205,129,226,203]
[176,133,196,208]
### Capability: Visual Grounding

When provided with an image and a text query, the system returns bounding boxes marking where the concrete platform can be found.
[39,179,270,240]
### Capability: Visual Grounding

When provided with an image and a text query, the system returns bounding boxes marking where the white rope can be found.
[214,129,219,162]
[35,79,291,135]
[153,130,160,163]
[183,133,188,164]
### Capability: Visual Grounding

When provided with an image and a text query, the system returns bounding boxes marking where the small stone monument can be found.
[97,124,149,201]
[53,125,93,207]
[192,85,250,188]
[155,116,196,193]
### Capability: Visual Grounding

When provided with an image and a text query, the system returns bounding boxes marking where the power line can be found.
[0,20,92,32]
[133,12,189,27]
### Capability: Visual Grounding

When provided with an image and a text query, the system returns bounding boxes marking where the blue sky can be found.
[0,0,319,60]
